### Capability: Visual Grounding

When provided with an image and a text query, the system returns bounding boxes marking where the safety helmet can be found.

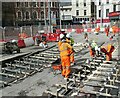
[60,33,64,39]
[66,33,72,38]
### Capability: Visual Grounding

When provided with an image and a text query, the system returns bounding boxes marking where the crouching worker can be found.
[59,36,73,78]
[101,44,115,61]
[39,41,48,48]
[66,33,75,65]
[89,40,98,57]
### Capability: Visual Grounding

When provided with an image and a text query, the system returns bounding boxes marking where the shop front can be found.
[109,11,120,26]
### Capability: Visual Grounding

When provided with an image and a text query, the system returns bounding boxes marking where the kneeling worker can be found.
[101,44,115,61]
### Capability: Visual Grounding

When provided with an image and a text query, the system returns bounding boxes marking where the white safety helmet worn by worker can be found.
[60,33,64,39]
[66,33,72,38]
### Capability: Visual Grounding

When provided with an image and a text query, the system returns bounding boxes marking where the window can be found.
[41,11,44,19]
[26,11,29,19]
[17,11,22,19]
[99,10,101,17]
[16,2,20,7]
[99,0,101,5]
[52,2,54,7]
[40,2,44,7]
[76,10,79,16]
[84,0,86,6]
[32,2,37,7]
[106,9,109,17]
[76,1,78,7]
[106,0,109,4]
[25,2,29,7]
[33,11,37,19]
[84,3,86,6]
[84,10,86,15]
[113,5,116,12]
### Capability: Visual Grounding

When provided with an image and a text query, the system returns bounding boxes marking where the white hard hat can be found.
[66,33,71,38]
[60,34,64,39]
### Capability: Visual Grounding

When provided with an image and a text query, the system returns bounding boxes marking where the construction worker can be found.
[112,24,118,36]
[104,25,109,36]
[95,25,100,34]
[101,44,115,61]
[84,32,88,42]
[89,40,98,57]
[59,37,73,78]
[66,33,75,65]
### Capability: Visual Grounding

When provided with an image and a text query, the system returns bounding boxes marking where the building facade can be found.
[96,0,120,27]
[14,1,60,27]
[60,0,96,26]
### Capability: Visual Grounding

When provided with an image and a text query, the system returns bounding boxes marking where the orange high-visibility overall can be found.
[106,44,115,61]
[89,46,95,57]
[105,27,109,36]
[66,39,74,63]
[58,41,62,51]
[59,42,72,78]
[101,44,115,61]
[112,26,117,35]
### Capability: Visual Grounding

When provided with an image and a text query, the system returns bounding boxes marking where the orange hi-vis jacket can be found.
[101,44,115,61]
[59,42,73,57]
[66,38,74,63]
[112,26,118,35]
[106,44,115,61]
[58,41,62,51]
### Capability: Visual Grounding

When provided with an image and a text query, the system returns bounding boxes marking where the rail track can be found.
[43,43,120,98]
[0,43,89,89]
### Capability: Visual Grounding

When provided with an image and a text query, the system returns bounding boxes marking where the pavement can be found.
[0,42,57,62]
[0,31,119,96]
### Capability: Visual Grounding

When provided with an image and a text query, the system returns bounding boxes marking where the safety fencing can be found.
[0,26,120,48]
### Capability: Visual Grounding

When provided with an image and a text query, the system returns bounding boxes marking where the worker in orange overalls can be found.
[112,24,118,36]
[66,33,75,65]
[101,44,115,61]
[95,25,100,34]
[104,25,110,36]
[59,37,73,78]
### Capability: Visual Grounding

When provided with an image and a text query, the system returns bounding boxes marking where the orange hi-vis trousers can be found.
[61,56,71,78]
[89,47,95,57]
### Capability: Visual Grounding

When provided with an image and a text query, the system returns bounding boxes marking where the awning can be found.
[109,11,120,17]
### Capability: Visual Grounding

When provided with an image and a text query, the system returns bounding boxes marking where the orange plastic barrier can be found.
[67,28,72,32]
[76,28,81,33]
[87,28,92,33]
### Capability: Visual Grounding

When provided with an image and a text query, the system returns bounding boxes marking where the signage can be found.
[109,11,120,17]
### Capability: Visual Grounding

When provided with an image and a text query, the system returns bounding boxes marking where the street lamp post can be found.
[48,0,51,33]
[59,2,62,29]
[100,3,103,28]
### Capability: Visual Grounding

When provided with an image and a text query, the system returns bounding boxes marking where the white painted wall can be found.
[96,0,120,27]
